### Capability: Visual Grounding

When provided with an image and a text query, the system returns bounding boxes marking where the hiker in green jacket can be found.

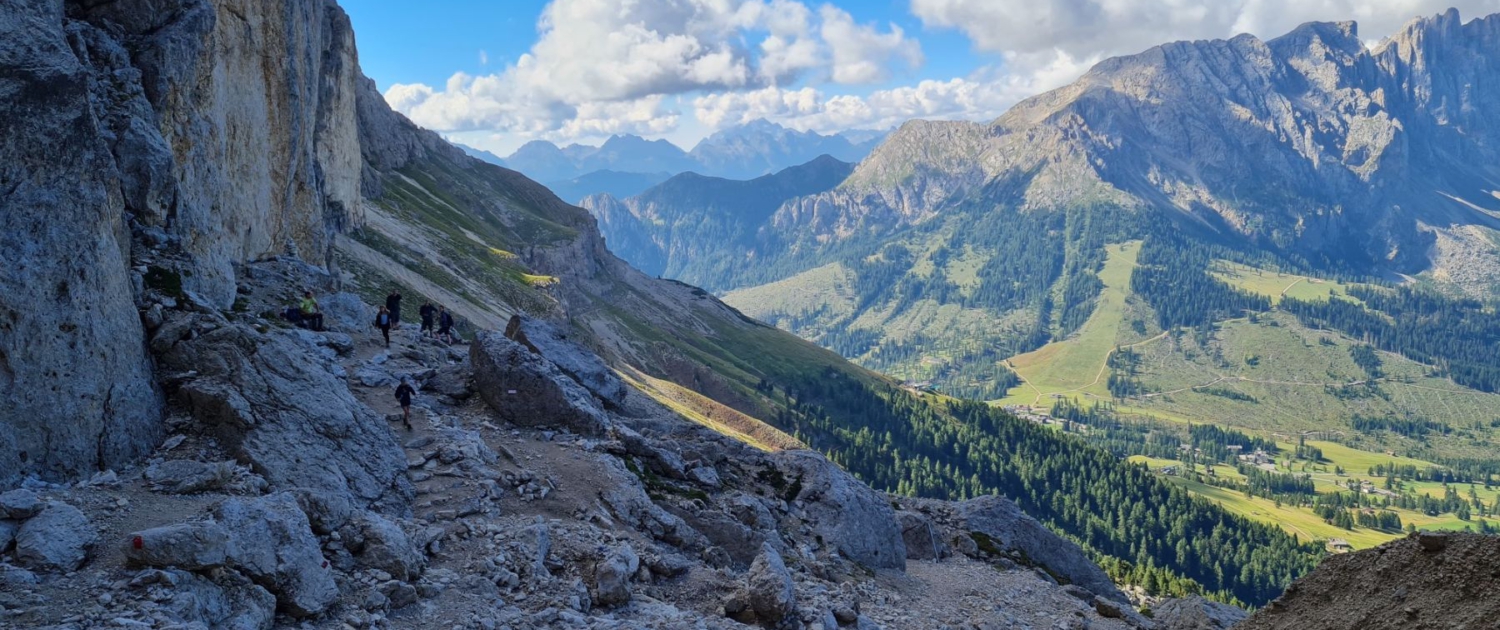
[299,291,324,331]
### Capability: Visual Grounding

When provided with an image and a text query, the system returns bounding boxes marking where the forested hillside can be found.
[762,370,1322,606]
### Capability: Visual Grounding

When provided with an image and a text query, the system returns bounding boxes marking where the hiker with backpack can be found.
[437,307,455,344]
[385,290,403,327]
[419,302,436,337]
[374,306,393,348]
[394,378,416,431]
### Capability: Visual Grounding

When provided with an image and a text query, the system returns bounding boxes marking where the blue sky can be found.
[346,1,980,92]
[343,0,1500,156]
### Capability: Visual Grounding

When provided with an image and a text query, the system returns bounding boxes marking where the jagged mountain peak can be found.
[829,9,1500,279]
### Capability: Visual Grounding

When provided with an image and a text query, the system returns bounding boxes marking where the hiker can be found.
[419,302,436,337]
[385,290,403,327]
[394,378,416,431]
[374,306,393,348]
[298,290,324,331]
[437,307,455,343]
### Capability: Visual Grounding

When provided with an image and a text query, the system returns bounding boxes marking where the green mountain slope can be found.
[995,237,1500,551]
[346,78,1323,606]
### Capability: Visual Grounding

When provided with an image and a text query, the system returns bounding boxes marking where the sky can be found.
[344,0,1500,156]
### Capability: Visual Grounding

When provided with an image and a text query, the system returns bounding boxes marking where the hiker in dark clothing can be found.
[374,306,393,348]
[394,379,415,431]
[385,291,402,327]
[419,302,436,337]
[437,307,455,344]
[298,291,324,331]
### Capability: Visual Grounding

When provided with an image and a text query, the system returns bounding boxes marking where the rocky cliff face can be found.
[0,0,163,486]
[1,0,367,485]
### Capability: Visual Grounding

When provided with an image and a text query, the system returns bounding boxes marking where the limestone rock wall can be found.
[0,0,162,486]
[102,0,366,303]
[0,0,366,485]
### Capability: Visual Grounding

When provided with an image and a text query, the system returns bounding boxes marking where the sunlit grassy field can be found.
[1000,241,1142,404]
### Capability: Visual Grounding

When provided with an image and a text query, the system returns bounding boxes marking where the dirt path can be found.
[1007,360,1047,406]
[1067,329,1172,397]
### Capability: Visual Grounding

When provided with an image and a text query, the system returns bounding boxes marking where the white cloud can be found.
[692,59,1083,134]
[384,0,921,145]
[910,0,1500,63]
[819,6,924,84]
[479,49,488,66]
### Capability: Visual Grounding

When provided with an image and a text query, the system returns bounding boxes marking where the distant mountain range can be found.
[463,120,885,198]
[539,170,671,205]
[580,154,856,282]
[576,10,1500,402]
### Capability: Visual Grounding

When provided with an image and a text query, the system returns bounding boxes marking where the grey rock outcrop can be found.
[504,315,628,406]
[772,450,906,570]
[471,330,612,436]
[591,543,639,607]
[126,522,233,571]
[144,459,264,495]
[154,314,411,523]
[0,489,43,519]
[342,513,426,581]
[744,542,796,627]
[151,568,278,630]
[14,502,96,571]
[1153,596,1249,630]
[213,493,339,617]
[956,495,1127,605]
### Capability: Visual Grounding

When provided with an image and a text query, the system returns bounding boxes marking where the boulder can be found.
[159,568,277,630]
[423,363,473,400]
[0,563,39,589]
[0,489,43,519]
[771,450,906,570]
[355,366,399,388]
[126,521,232,570]
[144,459,243,494]
[745,542,796,627]
[155,316,412,522]
[672,507,768,568]
[14,502,95,571]
[0,519,17,551]
[379,580,419,609]
[956,495,1127,604]
[213,493,339,617]
[897,510,946,561]
[343,513,425,580]
[1153,596,1249,630]
[321,292,375,333]
[505,315,628,406]
[592,543,639,607]
[470,330,612,436]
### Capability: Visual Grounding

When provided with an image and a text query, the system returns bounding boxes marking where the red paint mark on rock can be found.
[132,536,144,550]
